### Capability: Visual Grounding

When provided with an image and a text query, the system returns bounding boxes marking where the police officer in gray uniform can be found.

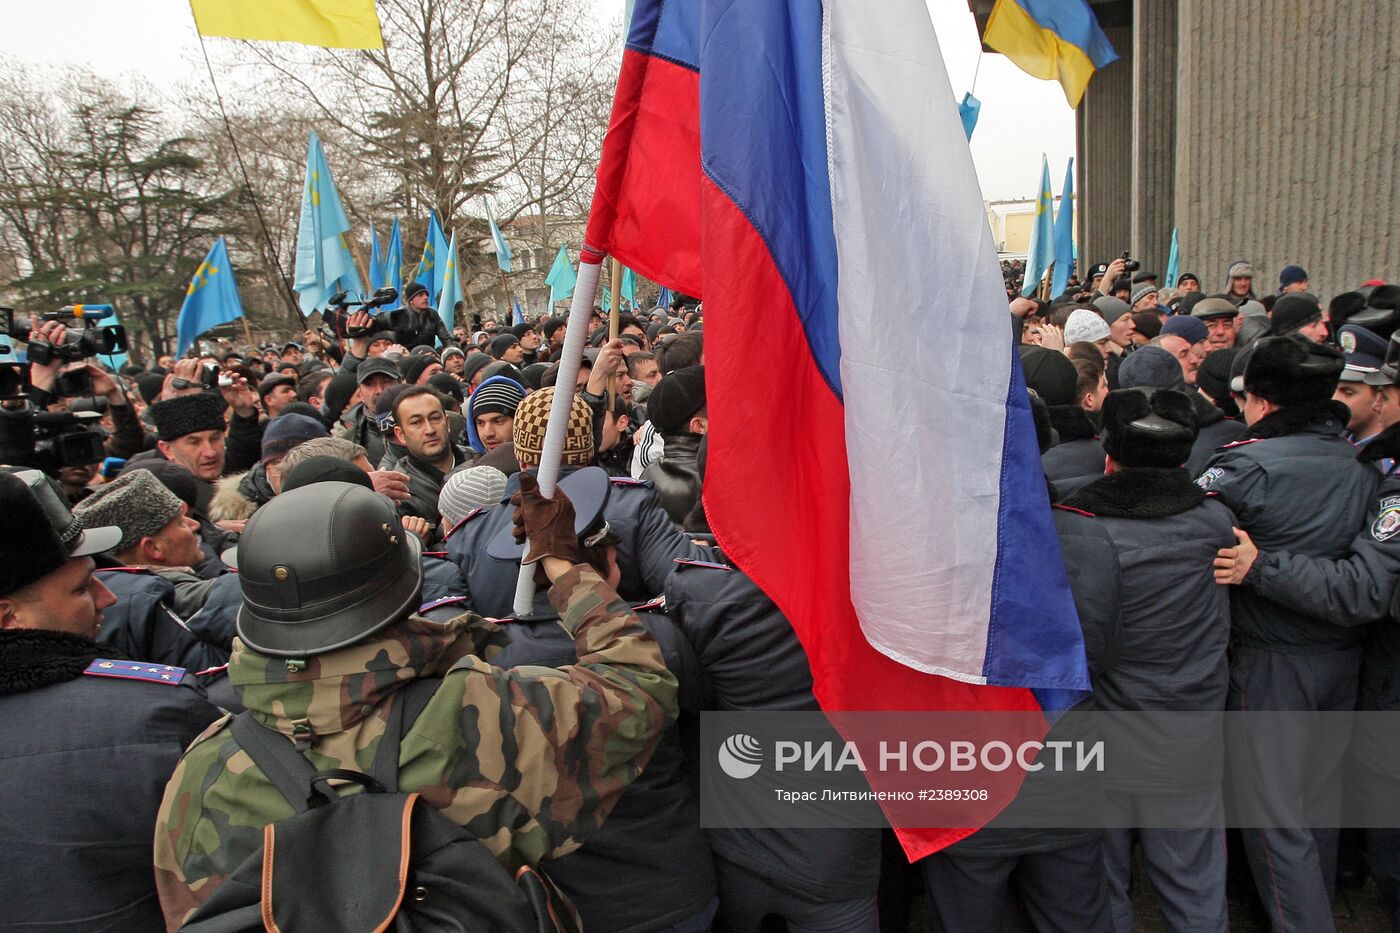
[1062,389,1235,933]
[1215,330,1400,929]
[0,472,220,930]
[1198,336,1379,932]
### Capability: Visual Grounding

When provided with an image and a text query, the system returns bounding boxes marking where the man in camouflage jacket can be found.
[153,476,678,929]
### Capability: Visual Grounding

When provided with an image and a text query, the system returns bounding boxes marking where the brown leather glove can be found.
[511,473,581,565]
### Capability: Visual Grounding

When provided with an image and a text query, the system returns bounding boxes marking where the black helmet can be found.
[228,482,423,657]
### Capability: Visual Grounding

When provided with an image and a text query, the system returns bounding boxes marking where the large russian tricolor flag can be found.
[585,0,1090,858]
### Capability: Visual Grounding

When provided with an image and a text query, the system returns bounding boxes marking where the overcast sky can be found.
[1,0,1074,201]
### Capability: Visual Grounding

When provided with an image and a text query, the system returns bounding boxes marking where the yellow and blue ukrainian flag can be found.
[983,0,1118,107]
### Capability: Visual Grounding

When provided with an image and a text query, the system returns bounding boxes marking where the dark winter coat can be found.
[644,433,702,526]
[1063,468,1236,790]
[1184,394,1247,477]
[0,629,219,931]
[478,595,713,932]
[1041,405,1106,494]
[391,306,455,350]
[944,505,1122,856]
[1198,401,1380,652]
[95,567,229,673]
[664,555,882,900]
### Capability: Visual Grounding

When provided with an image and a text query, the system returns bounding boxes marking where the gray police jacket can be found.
[446,471,708,615]
[1063,468,1236,713]
[0,629,219,931]
[96,568,229,674]
[1184,395,1247,478]
[665,554,883,900]
[1239,425,1400,717]
[1199,401,1379,651]
[944,504,1122,857]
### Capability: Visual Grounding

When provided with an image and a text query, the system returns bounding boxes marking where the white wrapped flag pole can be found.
[512,252,604,615]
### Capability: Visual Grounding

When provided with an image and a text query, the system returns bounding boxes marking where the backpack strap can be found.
[229,712,321,814]
[368,677,442,792]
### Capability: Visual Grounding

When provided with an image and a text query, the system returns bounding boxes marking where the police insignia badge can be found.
[83,659,186,685]
[1372,497,1400,542]
[1340,330,1357,354]
[1196,467,1224,489]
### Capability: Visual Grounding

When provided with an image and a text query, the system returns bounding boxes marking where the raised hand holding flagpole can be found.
[512,249,604,615]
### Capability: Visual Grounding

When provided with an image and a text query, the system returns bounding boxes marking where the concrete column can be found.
[1078,23,1134,272]
[1173,0,1400,298]
[1130,0,1177,277]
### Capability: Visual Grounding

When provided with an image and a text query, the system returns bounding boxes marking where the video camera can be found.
[0,407,107,472]
[0,305,128,366]
[328,288,404,338]
[170,364,233,392]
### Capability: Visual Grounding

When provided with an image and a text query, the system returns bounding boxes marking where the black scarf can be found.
[0,629,107,696]
[1239,400,1349,442]
[1062,467,1206,519]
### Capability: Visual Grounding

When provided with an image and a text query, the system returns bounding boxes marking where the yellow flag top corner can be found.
[191,0,385,50]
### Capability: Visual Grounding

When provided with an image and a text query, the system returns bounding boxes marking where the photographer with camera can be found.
[0,319,147,490]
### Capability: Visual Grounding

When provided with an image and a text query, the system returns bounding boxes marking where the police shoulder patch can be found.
[83,659,186,685]
[1371,496,1400,542]
[1196,467,1226,489]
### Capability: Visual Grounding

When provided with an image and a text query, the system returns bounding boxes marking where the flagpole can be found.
[607,257,622,409]
[240,315,256,349]
[193,28,302,323]
[512,249,604,616]
[498,269,511,324]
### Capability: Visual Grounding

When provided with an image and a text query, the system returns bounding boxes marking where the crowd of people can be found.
[1,256,1398,932]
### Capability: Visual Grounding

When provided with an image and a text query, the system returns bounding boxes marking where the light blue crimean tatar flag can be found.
[177,237,245,357]
[482,196,512,273]
[293,131,362,316]
[1164,227,1180,289]
[437,230,463,337]
[1051,157,1074,296]
[545,245,576,305]
[414,211,449,305]
[620,265,637,308]
[380,217,404,309]
[1020,154,1054,297]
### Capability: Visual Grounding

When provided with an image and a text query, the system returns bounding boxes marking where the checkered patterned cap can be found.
[512,387,594,468]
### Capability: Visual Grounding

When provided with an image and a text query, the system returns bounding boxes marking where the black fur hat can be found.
[0,472,69,598]
[149,393,226,442]
[1099,388,1199,469]
[1243,336,1344,405]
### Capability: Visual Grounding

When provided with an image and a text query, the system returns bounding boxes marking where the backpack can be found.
[180,679,580,933]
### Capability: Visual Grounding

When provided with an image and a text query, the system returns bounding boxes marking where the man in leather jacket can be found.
[642,365,706,525]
